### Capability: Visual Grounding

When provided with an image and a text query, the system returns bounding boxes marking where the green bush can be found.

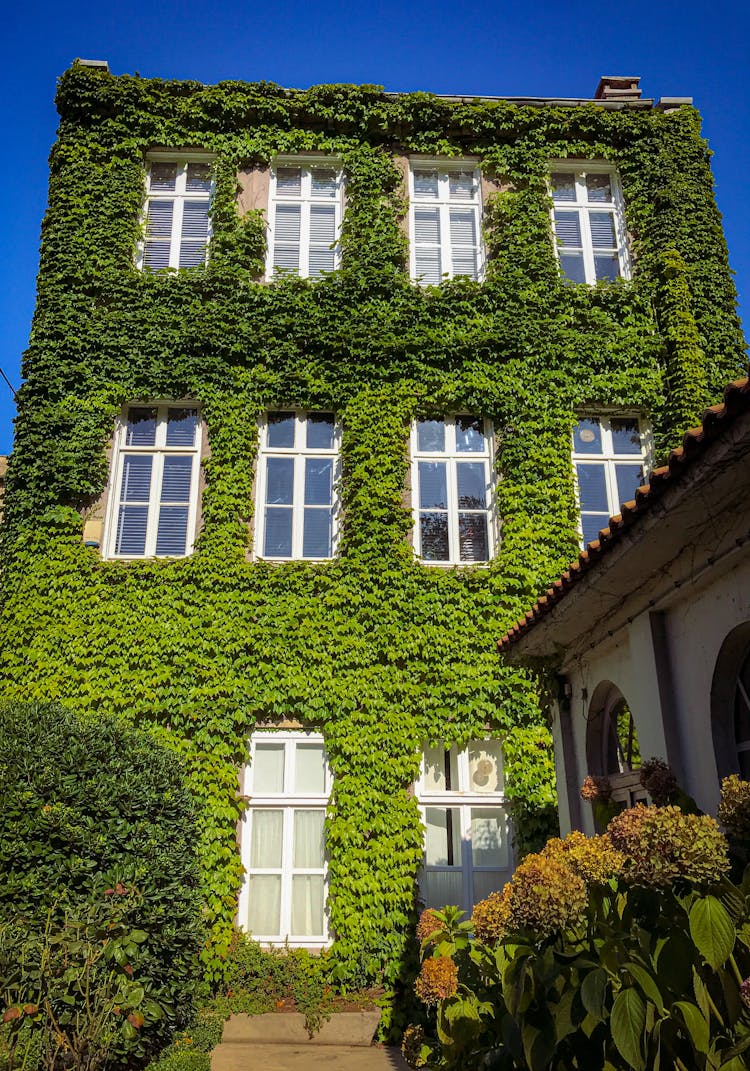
[0,701,203,1065]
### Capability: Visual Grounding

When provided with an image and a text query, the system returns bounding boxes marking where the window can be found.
[411,416,495,564]
[585,682,647,812]
[409,162,483,284]
[104,405,202,559]
[255,411,341,560]
[139,158,213,271]
[734,646,750,778]
[416,740,512,912]
[239,732,330,945]
[550,164,629,284]
[266,160,343,279]
[573,416,648,546]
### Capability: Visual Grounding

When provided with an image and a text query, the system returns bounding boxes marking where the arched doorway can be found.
[711,623,750,780]
[586,681,647,809]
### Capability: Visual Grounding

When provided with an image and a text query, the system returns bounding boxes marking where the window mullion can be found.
[441,201,452,277]
[171,196,185,269]
[448,457,459,564]
[145,451,163,557]
[280,808,293,937]
[300,191,311,278]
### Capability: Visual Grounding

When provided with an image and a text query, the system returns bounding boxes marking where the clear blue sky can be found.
[2,0,748,454]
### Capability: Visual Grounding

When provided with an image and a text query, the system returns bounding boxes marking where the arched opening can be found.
[586,680,647,809]
[711,623,750,781]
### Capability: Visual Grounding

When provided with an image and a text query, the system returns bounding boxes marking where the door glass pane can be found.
[417,419,445,453]
[267,412,296,448]
[458,514,488,562]
[422,869,463,911]
[264,508,293,557]
[306,413,335,450]
[291,874,324,935]
[293,809,325,867]
[253,743,285,793]
[425,807,461,867]
[295,745,327,794]
[304,458,333,505]
[247,875,281,936]
[471,808,507,867]
[420,513,449,561]
[573,418,602,454]
[423,745,458,792]
[468,740,504,793]
[615,463,643,506]
[265,457,294,504]
[455,416,484,452]
[576,463,608,512]
[250,809,283,867]
[418,461,447,509]
[302,508,332,558]
[473,871,507,904]
[457,462,486,508]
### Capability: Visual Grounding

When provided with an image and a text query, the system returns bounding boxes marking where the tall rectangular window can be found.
[255,412,341,560]
[416,740,512,912]
[411,416,495,564]
[104,405,202,558]
[239,732,331,946]
[573,416,649,545]
[266,161,343,279]
[409,162,483,284]
[139,158,213,271]
[550,164,629,284]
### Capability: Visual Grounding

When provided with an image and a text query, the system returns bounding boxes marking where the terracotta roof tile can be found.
[498,377,750,652]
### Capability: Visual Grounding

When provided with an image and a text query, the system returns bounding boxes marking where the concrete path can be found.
[213,1043,410,1070]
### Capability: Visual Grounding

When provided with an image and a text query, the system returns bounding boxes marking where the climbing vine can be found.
[0,63,745,992]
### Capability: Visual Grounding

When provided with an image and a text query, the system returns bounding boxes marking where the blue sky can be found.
[2,0,748,454]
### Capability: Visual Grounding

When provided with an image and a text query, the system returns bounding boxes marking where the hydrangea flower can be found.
[607,805,730,887]
[415,956,459,1004]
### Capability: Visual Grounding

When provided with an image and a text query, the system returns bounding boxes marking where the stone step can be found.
[218,1011,382,1047]
[212,1042,410,1071]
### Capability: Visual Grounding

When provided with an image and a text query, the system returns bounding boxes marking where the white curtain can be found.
[294,745,326,794]
[247,874,281,936]
[253,744,285,793]
[424,807,460,866]
[470,808,507,867]
[293,810,325,867]
[250,809,283,867]
[292,875,324,936]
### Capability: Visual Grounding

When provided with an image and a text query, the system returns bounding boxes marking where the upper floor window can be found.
[409,162,483,284]
[416,740,511,911]
[573,415,648,545]
[551,164,629,284]
[239,731,331,945]
[266,160,343,280]
[255,411,341,561]
[104,404,202,559]
[412,416,495,565]
[139,158,214,271]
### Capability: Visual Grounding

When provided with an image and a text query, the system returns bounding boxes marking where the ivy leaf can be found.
[610,988,646,1071]
[689,896,735,969]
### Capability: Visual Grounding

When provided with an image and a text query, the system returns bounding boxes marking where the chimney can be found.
[594,76,642,102]
[77,58,110,72]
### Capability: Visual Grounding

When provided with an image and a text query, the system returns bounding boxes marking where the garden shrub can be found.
[0,701,203,1065]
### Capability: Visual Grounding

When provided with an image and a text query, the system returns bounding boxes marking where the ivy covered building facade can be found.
[2,62,746,985]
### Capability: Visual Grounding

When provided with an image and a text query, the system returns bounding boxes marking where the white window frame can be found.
[549,161,630,284]
[238,731,331,948]
[572,414,651,547]
[265,156,344,280]
[254,411,342,561]
[137,153,215,272]
[416,740,512,913]
[411,416,497,566]
[103,403,202,560]
[408,158,485,284]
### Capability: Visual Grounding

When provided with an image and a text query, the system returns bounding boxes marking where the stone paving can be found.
[212,1042,409,1071]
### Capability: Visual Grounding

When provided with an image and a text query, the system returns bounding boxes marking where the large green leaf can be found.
[689,896,736,969]
[674,1000,709,1054]
[581,967,608,1022]
[623,961,665,1015]
[610,988,646,1071]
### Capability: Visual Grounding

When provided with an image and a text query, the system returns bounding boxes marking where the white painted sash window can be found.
[139,158,214,271]
[411,416,495,564]
[409,162,483,284]
[416,740,512,912]
[572,416,649,546]
[255,411,341,560]
[104,405,202,559]
[239,732,331,946]
[550,164,629,284]
[266,160,343,279]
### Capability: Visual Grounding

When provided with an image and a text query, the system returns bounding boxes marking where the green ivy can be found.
[0,62,746,989]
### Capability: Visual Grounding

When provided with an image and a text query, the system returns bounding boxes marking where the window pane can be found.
[573,418,602,455]
[455,416,484,452]
[304,458,333,505]
[554,211,582,248]
[594,254,620,282]
[610,419,641,455]
[143,241,171,272]
[155,506,189,556]
[417,419,445,453]
[146,199,174,239]
[414,208,440,244]
[413,170,439,198]
[178,242,207,269]
[458,514,489,562]
[247,874,281,936]
[166,408,198,446]
[265,457,294,505]
[186,163,212,191]
[267,412,295,448]
[420,513,449,561]
[310,169,337,198]
[306,413,335,450]
[120,454,153,501]
[309,247,336,278]
[586,173,612,202]
[291,875,324,936]
[423,745,458,792]
[468,741,504,793]
[253,743,285,793]
[589,211,616,249]
[309,204,336,243]
[452,251,478,279]
[276,167,302,196]
[449,171,476,200]
[576,463,608,512]
[551,173,576,202]
[264,508,293,557]
[115,506,149,556]
[149,163,177,191]
[294,745,327,794]
[418,461,447,509]
[449,208,476,247]
[302,508,332,558]
[422,869,463,911]
[161,456,193,502]
[615,463,643,506]
[581,514,609,545]
[425,807,461,867]
[415,248,442,285]
[250,809,283,867]
[181,200,209,241]
[293,810,325,867]
[126,408,157,446]
[736,674,750,746]
[457,462,486,508]
[471,809,507,867]
[560,254,586,284]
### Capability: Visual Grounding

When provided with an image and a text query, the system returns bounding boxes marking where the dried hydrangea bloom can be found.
[718,775,750,838]
[401,1024,428,1068]
[472,886,512,943]
[505,852,588,938]
[581,774,613,803]
[741,978,750,1011]
[415,956,459,1005]
[608,805,730,887]
[544,829,625,885]
[639,757,678,805]
[416,908,443,944]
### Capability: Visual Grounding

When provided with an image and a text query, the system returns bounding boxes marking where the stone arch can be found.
[586,680,646,809]
[711,621,750,780]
